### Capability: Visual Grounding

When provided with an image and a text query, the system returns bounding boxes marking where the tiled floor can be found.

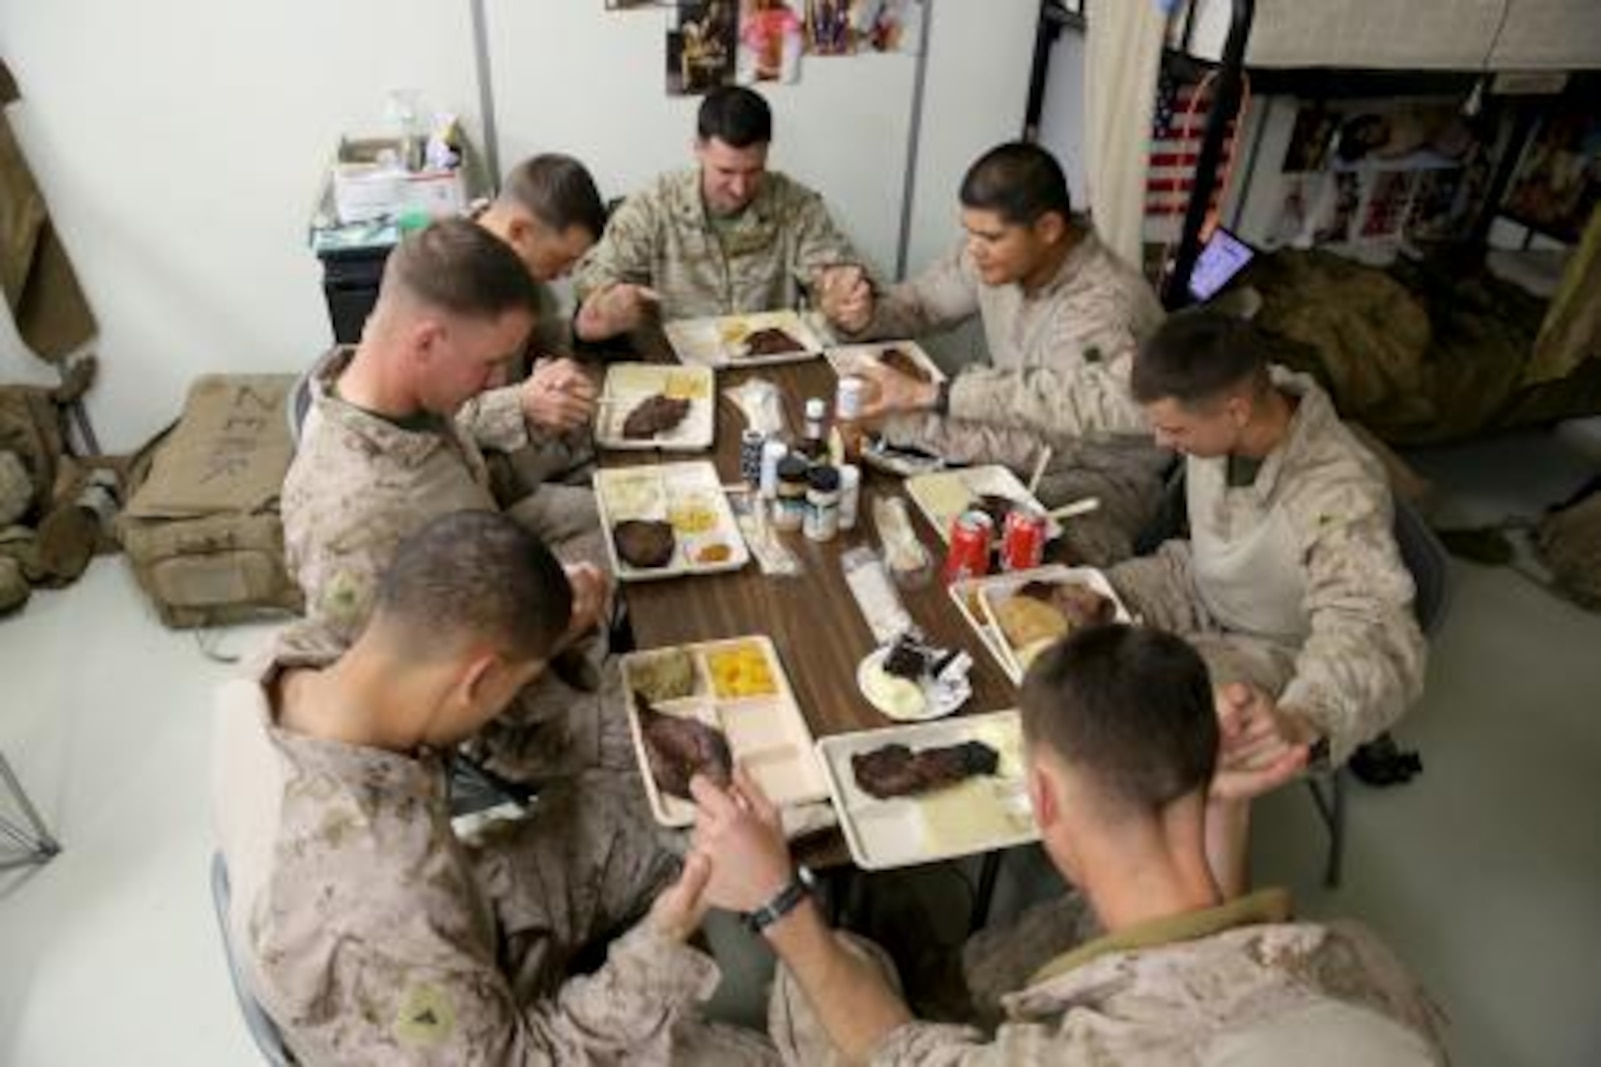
[2,429,1598,1065]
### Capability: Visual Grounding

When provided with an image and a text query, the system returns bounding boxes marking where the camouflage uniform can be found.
[573,168,863,318]
[1110,371,1426,763]
[854,229,1170,566]
[281,347,614,779]
[213,638,779,1066]
[846,889,1447,1064]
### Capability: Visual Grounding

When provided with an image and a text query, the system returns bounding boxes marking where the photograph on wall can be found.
[668,0,738,95]
[1502,110,1600,242]
[1332,103,1474,168]
[1281,105,1339,173]
[1315,171,1363,243]
[1359,171,1417,240]
[804,0,858,55]
[1269,173,1326,247]
[862,0,925,53]
[737,0,802,84]
[1405,169,1466,241]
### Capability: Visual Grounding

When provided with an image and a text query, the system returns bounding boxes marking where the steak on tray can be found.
[851,740,1000,800]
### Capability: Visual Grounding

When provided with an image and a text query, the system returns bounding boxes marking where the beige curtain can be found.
[1085,0,1172,264]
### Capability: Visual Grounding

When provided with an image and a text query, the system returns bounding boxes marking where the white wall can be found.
[0,0,483,451]
[902,0,1040,278]
[485,1,920,281]
[1036,24,1088,210]
[0,0,1044,450]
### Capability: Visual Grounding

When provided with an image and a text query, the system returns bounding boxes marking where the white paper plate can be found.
[855,647,970,723]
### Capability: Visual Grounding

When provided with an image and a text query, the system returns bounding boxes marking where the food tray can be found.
[595,363,716,452]
[948,564,1132,685]
[663,309,826,368]
[814,709,1036,870]
[824,340,947,384]
[905,465,1063,544]
[595,461,750,582]
[623,636,830,828]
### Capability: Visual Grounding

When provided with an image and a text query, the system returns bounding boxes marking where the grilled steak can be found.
[741,327,805,357]
[637,692,733,798]
[851,740,1000,800]
[877,346,931,383]
[973,493,1017,527]
[1017,581,1115,629]
[622,394,691,439]
[614,520,676,569]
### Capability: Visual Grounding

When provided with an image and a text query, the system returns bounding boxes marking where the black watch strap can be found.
[744,867,814,934]
[932,379,952,417]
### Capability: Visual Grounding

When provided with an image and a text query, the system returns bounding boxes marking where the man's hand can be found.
[816,264,873,334]
[563,562,610,640]
[853,360,941,421]
[647,851,714,943]
[689,768,795,914]
[519,358,597,433]
[576,282,661,341]
[1211,682,1314,801]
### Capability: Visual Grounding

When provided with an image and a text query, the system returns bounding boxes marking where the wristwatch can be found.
[931,379,952,417]
[744,866,816,935]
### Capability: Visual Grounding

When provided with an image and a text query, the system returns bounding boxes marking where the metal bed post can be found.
[1163,0,1255,309]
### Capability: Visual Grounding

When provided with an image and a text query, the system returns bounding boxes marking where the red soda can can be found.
[944,510,994,584]
[1001,505,1048,572]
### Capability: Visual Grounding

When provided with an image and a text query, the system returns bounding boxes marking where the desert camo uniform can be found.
[573,168,863,319]
[213,634,780,1067]
[1109,370,1427,763]
[846,228,1169,565]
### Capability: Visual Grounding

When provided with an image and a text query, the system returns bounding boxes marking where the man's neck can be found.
[1077,823,1221,933]
[1232,387,1297,461]
[336,339,423,421]
[1020,226,1080,296]
[278,650,431,755]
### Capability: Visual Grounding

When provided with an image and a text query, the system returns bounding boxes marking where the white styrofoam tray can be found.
[663,309,826,368]
[815,709,1037,871]
[623,636,829,828]
[904,465,1062,543]
[595,363,716,452]
[595,461,750,582]
[947,564,1133,685]
[824,339,946,384]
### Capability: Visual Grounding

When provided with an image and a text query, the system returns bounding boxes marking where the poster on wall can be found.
[1406,169,1466,241]
[804,0,858,56]
[608,0,672,9]
[1502,111,1600,242]
[1281,105,1339,173]
[1360,171,1418,240]
[1314,171,1363,244]
[737,0,803,83]
[862,0,925,53]
[667,0,738,95]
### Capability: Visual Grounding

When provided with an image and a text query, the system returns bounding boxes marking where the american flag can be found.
[1145,75,1236,234]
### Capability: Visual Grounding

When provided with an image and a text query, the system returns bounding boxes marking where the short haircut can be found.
[371,511,572,662]
[1130,309,1272,408]
[697,85,773,149]
[498,153,607,239]
[1021,625,1218,815]
[959,142,1073,227]
[381,218,540,320]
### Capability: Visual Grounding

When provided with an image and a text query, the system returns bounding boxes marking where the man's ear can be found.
[505,215,533,246]
[1033,211,1067,246]
[1027,760,1059,832]
[1225,392,1253,429]
[410,318,446,364]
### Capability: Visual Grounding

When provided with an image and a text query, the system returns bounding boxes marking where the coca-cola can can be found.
[944,509,994,584]
[1001,505,1048,572]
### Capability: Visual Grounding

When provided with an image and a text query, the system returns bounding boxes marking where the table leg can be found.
[970,851,1004,934]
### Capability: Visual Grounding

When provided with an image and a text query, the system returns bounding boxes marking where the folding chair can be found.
[0,750,60,871]
[209,854,297,1066]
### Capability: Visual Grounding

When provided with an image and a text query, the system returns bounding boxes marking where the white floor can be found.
[2,432,1599,1066]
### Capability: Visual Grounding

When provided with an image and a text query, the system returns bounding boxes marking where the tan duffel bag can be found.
[117,374,303,628]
